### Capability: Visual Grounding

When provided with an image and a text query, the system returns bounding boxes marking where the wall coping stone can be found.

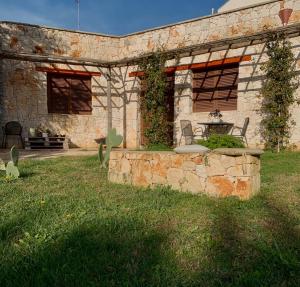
[213,148,264,156]
[174,145,210,154]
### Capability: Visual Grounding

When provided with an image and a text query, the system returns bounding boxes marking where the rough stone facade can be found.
[0,0,300,148]
[108,149,262,200]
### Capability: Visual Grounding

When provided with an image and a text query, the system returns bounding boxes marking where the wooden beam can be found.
[128,55,251,77]
[36,67,101,76]
[0,51,109,67]
[107,68,112,131]
[1,23,299,68]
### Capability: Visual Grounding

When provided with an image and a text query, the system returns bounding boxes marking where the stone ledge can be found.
[109,150,262,200]
[213,148,264,156]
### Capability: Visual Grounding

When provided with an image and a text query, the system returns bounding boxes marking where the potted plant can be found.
[209,109,223,123]
[29,128,37,137]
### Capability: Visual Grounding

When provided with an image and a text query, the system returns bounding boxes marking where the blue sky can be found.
[0,0,227,35]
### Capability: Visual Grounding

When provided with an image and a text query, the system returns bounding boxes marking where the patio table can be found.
[198,122,234,137]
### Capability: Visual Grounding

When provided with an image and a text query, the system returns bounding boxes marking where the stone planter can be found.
[108,148,263,200]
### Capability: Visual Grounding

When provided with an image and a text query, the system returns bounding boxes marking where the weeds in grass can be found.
[0,153,299,286]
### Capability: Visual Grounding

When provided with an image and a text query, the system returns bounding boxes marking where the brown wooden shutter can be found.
[48,74,70,114]
[47,74,92,115]
[70,76,92,115]
[193,64,238,112]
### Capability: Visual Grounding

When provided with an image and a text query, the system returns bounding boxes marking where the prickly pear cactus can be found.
[0,158,5,171]
[10,146,19,166]
[6,161,20,179]
[98,128,123,169]
[106,128,123,148]
[98,144,104,163]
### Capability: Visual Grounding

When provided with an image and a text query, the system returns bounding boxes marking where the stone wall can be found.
[108,149,263,200]
[0,0,300,148]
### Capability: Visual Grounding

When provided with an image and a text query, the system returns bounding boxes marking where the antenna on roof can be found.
[75,0,80,30]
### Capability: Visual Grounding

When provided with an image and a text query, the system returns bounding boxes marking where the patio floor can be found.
[0,148,98,161]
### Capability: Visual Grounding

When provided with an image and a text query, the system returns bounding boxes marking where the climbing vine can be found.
[139,52,172,147]
[261,33,299,152]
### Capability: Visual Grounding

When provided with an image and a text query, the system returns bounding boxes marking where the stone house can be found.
[0,0,300,149]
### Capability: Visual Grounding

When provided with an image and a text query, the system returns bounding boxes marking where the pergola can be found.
[1,22,299,147]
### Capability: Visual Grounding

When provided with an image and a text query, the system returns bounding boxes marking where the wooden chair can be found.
[231,117,249,146]
[1,121,24,148]
[179,120,204,145]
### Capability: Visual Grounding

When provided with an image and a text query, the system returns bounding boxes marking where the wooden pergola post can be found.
[107,67,112,131]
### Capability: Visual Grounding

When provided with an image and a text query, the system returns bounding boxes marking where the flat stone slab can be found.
[174,145,210,154]
[213,148,264,156]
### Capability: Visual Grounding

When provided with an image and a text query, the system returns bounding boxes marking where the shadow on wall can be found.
[1,23,300,148]
[172,41,300,146]
[0,24,112,148]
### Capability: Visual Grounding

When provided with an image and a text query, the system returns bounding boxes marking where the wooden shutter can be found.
[193,64,238,112]
[47,74,92,115]
[48,74,70,114]
[70,76,92,115]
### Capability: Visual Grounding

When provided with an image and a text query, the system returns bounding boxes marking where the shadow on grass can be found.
[193,198,300,287]
[0,217,181,287]
[20,171,35,178]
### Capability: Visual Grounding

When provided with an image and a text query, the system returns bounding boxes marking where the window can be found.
[47,73,92,115]
[192,63,239,112]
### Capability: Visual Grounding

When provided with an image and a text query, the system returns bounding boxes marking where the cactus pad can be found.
[10,146,19,166]
[106,128,123,148]
[6,161,20,179]
[0,158,5,171]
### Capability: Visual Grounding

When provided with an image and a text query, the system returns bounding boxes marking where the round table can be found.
[198,122,234,137]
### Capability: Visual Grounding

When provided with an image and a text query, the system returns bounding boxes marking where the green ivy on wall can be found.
[139,52,172,147]
[261,33,299,152]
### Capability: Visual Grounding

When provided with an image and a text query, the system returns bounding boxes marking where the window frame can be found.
[192,63,239,113]
[47,73,93,115]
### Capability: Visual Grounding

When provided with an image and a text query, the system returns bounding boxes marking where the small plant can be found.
[98,128,123,168]
[209,109,223,122]
[197,134,245,149]
[0,146,20,179]
[144,143,173,151]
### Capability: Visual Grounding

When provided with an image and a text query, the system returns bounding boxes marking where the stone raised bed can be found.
[108,148,263,200]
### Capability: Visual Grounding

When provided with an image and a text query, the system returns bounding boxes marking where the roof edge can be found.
[218,0,278,13]
[0,0,281,38]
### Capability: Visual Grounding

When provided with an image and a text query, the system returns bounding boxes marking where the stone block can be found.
[227,164,246,177]
[206,154,226,176]
[206,176,235,197]
[170,155,184,168]
[120,158,131,174]
[182,160,196,171]
[220,155,236,169]
[181,171,204,194]
[234,178,252,200]
[167,168,184,190]
[191,155,204,165]
[196,164,207,178]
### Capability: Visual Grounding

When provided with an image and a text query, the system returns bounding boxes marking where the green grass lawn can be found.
[0,152,299,287]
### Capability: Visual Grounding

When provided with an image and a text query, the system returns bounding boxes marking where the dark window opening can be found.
[47,73,92,115]
[192,63,239,112]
